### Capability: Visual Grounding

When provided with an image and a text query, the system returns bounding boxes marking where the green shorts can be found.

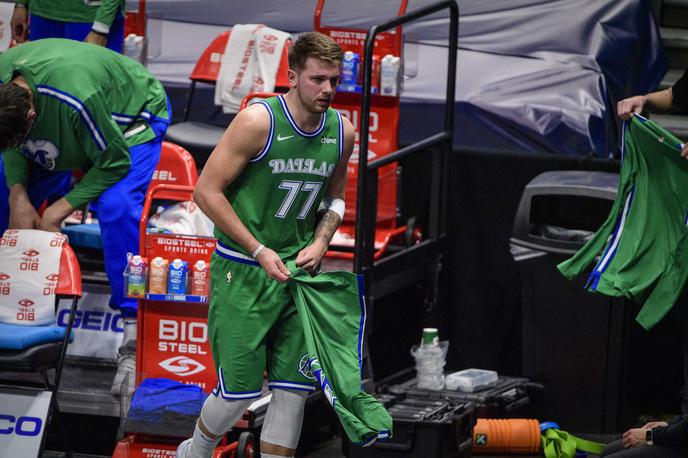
[208,242,316,400]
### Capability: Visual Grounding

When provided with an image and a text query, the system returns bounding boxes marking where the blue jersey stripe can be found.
[216,367,262,399]
[215,240,260,266]
[112,109,166,125]
[249,101,274,163]
[356,274,366,371]
[268,379,314,386]
[587,184,635,290]
[37,85,107,151]
[336,110,344,160]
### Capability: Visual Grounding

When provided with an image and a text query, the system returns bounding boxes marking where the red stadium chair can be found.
[148,141,199,199]
[0,238,82,458]
[62,141,198,251]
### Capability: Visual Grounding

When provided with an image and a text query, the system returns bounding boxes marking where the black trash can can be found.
[510,170,684,434]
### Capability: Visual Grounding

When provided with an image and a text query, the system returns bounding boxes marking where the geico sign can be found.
[158,319,208,354]
[0,415,42,436]
[57,309,123,332]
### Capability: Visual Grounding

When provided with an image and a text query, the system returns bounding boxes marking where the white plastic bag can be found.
[410,340,449,390]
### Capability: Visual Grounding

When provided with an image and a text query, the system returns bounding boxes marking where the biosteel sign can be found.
[140,302,216,393]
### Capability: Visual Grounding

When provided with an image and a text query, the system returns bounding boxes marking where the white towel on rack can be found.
[214,24,291,114]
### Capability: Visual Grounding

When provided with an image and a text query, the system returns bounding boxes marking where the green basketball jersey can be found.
[215,95,344,260]
[558,115,688,329]
[0,39,169,208]
[287,261,393,445]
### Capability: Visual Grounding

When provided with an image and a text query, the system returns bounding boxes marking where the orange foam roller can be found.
[473,418,541,454]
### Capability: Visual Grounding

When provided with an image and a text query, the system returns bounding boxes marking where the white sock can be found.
[180,393,254,457]
[186,421,221,458]
[260,454,294,458]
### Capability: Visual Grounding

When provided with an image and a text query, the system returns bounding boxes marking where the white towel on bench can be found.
[0,230,66,326]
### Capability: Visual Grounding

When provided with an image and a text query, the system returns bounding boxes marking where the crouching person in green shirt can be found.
[0,38,171,396]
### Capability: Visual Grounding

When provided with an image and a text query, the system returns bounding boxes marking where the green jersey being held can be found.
[0,39,169,208]
[558,115,688,329]
[215,95,343,260]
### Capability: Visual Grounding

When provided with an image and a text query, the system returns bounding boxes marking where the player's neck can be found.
[283,92,323,132]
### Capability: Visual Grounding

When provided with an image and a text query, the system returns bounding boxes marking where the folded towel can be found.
[214,24,291,113]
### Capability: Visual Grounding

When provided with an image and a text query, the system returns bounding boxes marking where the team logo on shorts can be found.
[226,271,232,284]
[297,353,315,380]
[21,139,61,170]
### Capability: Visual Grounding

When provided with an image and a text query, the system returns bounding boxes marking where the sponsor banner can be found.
[57,283,123,360]
[334,103,399,224]
[150,234,216,258]
[141,301,216,392]
[113,442,178,458]
[0,390,52,458]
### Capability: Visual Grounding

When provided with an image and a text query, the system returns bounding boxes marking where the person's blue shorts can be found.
[29,13,125,53]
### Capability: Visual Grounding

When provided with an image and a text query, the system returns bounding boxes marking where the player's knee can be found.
[200,393,253,437]
[261,389,308,449]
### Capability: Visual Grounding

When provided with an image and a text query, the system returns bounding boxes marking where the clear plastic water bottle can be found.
[124,34,144,63]
[410,328,448,390]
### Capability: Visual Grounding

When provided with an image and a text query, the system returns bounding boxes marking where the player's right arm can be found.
[4,149,40,229]
[194,104,291,282]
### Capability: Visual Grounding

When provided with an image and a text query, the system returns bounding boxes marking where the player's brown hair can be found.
[288,32,343,71]
[0,83,32,151]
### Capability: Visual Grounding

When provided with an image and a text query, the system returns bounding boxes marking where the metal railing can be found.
[353,0,459,274]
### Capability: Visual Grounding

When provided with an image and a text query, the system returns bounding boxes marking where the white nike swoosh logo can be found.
[277,134,294,141]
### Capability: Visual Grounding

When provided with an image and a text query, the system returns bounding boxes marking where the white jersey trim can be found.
[277,95,326,138]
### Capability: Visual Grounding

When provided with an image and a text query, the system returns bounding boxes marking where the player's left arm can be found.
[295,115,355,272]
[40,94,130,232]
[86,0,124,46]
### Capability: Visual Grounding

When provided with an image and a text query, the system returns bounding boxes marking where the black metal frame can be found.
[0,293,80,457]
[182,80,199,122]
[40,294,80,456]
[353,0,458,300]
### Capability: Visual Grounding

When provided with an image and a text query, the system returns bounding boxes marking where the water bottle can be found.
[124,34,144,63]
[410,328,448,390]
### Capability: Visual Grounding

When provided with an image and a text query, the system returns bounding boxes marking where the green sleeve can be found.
[3,148,31,188]
[93,0,124,31]
[64,94,131,208]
